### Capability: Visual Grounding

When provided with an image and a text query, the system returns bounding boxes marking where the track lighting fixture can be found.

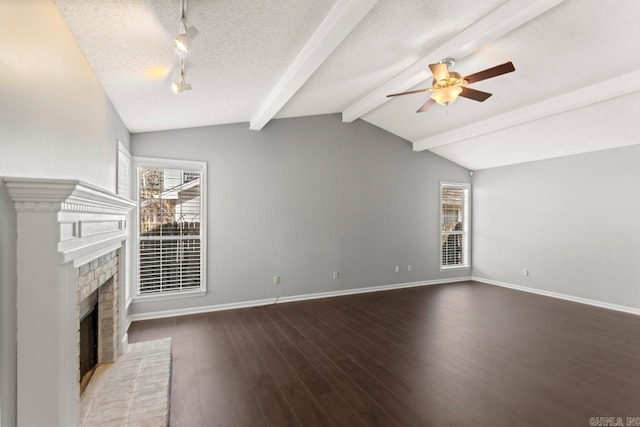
[174,0,198,53]
[171,0,197,94]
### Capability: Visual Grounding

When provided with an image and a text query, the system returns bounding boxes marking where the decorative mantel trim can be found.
[5,177,135,214]
[5,177,136,266]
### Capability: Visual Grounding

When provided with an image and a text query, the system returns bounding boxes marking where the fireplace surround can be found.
[5,178,135,427]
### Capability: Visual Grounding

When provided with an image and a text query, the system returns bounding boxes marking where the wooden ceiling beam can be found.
[250,0,378,131]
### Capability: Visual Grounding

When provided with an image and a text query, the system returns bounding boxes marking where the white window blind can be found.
[136,159,206,295]
[441,182,470,269]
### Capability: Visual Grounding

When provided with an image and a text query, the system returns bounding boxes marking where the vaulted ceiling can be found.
[55,0,640,170]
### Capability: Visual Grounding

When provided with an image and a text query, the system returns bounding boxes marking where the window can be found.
[440,182,470,269]
[134,157,206,296]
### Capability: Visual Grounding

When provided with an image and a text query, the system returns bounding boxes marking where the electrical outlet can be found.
[332,271,339,279]
[522,268,528,276]
[395,265,400,273]
[273,275,280,284]
[408,264,413,272]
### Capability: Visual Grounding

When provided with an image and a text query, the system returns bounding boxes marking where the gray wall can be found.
[130,114,470,315]
[472,144,640,309]
[0,185,15,427]
[0,2,130,425]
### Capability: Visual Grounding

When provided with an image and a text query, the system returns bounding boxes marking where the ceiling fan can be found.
[387,58,515,113]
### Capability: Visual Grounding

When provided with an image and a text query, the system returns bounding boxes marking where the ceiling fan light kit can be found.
[431,85,463,105]
[387,58,516,113]
[172,0,198,94]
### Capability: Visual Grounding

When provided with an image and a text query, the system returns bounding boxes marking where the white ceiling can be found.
[55,0,640,169]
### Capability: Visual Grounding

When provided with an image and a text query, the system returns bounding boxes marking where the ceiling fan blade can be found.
[416,99,436,113]
[387,88,430,97]
[429,63,450,82]
[459,87,492,102]
[463,61,515,85]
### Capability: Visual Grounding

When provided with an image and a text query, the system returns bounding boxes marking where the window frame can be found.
[132,156,207,301]
[440,181,471,271]
[116,140,133,305]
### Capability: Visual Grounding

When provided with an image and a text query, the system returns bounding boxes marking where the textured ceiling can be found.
[55,0,640,169]
[55,0,338,129]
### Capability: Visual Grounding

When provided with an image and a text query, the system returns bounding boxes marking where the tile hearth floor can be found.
[80,337,172,426]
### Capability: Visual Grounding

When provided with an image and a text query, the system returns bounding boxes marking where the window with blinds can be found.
[440,182,470,269]
[135,158,206,296]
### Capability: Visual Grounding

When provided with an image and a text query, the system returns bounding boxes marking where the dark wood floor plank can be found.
[272,305,375,413]
[256,308,333,396]
[196,311,267,427]
[277,381,335,427]
[274,304,402,427]
[298,299,455,401]
[314,391,370,427]
[313,296,457,376]
[248,373,299,427]
[220,309,270,378]
[245,309,333,426]
[261,307,376,427]
[238,309,300,386]
[128,281,640,426]
[197,367,241,426]
[284,302,426,426]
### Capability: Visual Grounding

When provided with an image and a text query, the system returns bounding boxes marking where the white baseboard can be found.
[472,276,640,316]
[128,276,472,322]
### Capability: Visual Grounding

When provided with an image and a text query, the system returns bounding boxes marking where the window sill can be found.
[132,288,206,303]
[440,265,471,272]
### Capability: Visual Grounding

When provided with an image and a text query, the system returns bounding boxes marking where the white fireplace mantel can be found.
[5,177,136,427]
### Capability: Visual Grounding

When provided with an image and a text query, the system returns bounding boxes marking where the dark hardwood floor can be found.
[128,281,640,426]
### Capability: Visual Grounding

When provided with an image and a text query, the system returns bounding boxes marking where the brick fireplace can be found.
[77,251,119,391]
[6,178,135,427]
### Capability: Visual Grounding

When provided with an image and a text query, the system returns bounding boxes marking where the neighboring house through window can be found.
[134,157,207,297]
[440,182,470,270]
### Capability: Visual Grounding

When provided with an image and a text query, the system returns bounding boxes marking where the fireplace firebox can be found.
[78,292,98,392]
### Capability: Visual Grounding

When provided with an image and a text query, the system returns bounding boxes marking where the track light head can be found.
[175,26,199,52]
[172,67,192,94]
[172,80,192,94]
